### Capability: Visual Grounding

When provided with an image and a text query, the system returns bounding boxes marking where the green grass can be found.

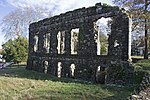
[132,59,150,85]
[134,59,150,73]
[131,56,144,59]
[0,65,133,100]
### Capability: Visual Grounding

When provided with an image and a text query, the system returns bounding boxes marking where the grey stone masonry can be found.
[27,2,133,85]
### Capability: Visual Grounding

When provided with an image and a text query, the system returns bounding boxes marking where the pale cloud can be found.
[6,0,113,15]
[6,0,57,13]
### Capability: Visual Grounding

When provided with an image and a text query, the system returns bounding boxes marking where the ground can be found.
[0,64,134,100]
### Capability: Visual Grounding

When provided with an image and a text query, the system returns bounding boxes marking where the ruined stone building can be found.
[27,3,133,84]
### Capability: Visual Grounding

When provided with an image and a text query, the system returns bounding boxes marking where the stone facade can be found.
[27,3,133,85]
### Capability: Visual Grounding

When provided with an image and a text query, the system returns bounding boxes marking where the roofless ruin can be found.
[27,3,133,84]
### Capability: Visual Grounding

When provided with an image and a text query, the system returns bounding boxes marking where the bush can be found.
[133,59,150,84]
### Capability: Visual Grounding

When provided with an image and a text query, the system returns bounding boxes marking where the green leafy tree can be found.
[2,36,28,62]
[112,0,150,59]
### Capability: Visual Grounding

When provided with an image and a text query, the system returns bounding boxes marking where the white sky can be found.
[0,0,113,49]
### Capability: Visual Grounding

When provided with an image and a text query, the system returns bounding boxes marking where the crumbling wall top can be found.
[29,2,125,30]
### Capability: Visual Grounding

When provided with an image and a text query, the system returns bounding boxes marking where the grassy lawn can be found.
[134,59,150,72]
[0,64,134,100]
[133,59,150,84]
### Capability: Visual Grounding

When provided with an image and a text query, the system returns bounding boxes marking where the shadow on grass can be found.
[0,64,100,85]
[0,64,134,100]
[0,64,137,86]
[0,64,77,83]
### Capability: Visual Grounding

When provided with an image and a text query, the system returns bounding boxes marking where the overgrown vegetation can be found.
[0,64,134,100]
[134,59,150,74]
[133,59,150,84]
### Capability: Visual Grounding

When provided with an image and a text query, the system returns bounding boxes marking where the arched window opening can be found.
[96,66,106,84]
[43,61,48,74]
[70,63,76,77]
[33,35,38,52]
[57,62,62,78]
[94,17,112,55]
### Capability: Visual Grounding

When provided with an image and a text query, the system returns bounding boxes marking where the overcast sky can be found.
[0,0,113,49]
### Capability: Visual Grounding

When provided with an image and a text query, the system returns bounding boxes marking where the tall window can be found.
[94,17,112,55]
[33,35,38,52]
[44,33,50,53]
[71,28,79,55]
[57,31,65,54]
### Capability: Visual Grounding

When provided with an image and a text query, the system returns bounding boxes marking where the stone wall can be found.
[27,3,133,85]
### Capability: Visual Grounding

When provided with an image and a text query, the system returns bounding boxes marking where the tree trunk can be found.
[144,19,148,59]
[144,0,148,59]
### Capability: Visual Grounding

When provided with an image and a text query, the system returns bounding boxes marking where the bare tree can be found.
[1,6,52,40]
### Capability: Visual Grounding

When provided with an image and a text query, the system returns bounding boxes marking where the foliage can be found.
[134,59,150,72]
[0,64,134,100]
[113,0,150,30]
[131,36,144,56]
[113,0,150,59]
[2,36,28,62]
[133,59,150,84]
[100,34,108,55]
[131,40,140,56]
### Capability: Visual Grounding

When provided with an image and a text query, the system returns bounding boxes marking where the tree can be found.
[144,0,149,59]
[131,36,145,56]
[2,36,28,62]
[1,6,52,40]
[100,34,108,55]
[113,0,150,59]
[131,39,139,56]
